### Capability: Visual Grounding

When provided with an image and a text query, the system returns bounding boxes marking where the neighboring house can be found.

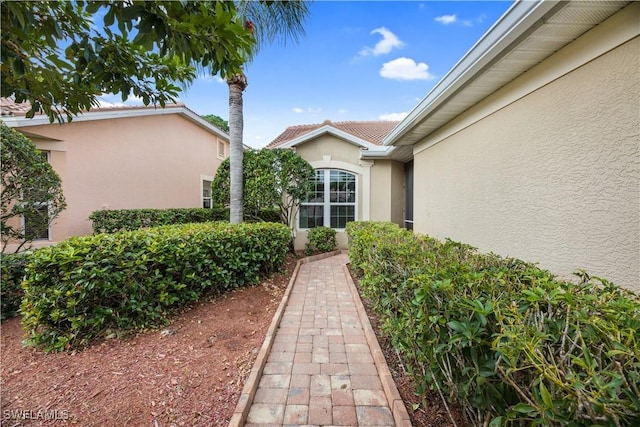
[2,100,230,251]
[268,120,402,250]
[271,1,639,292]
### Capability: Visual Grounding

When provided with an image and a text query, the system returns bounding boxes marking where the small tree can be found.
[201,114,229,133]
[1,1,255,123]
[1,123,66,253]
[212,148,313,241]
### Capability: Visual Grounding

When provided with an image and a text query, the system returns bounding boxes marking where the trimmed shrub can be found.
[346,221,640,427]
[305,226,337,255]
[1,251,31,320]
[21,221,290,352]
[89,208,229,233]
[89,207,282,234]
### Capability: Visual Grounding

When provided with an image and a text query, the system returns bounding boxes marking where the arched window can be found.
[299,169,356,229]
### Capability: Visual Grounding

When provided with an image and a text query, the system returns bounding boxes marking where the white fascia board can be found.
[177,108,230,140]
[384,0,562,146]
[3,106,230,140]
[359,147,395,159]
[276,125,380,151]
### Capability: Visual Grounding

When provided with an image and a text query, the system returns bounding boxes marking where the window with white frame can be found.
[202,180,212,208]
[299,169,356,229]
[217,140,225,159]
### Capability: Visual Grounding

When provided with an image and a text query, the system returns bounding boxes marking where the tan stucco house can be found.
[268,120,403,250]
[271,1,639,292]
[2,102,229,250]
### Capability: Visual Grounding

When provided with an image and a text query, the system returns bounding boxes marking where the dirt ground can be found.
[1,254,464,427]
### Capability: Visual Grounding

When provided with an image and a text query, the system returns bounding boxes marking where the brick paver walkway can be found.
[242,253,404,426]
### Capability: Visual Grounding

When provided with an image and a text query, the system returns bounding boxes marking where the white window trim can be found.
[298,168,358,231]
[201,175,214,209]
[217,138,226,160]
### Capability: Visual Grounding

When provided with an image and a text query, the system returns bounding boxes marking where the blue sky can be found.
[100,1,513,148]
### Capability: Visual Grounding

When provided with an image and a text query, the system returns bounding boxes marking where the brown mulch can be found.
[1,253,466,427]
[1,256,297,427]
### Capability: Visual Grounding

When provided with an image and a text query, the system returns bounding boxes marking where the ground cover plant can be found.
[347,221,640,427]
[20,221,290,352]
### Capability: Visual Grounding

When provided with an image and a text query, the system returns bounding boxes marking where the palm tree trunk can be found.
[227,72,248,224]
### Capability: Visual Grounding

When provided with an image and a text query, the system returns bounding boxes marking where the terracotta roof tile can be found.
[0,97,33,117]
[267,120,399,148]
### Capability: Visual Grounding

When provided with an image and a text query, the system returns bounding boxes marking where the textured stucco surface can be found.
[370,160,405,224]
[413,35,639,291]
[15,114,228,243]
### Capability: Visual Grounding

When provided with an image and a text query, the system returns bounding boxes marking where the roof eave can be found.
[3,106,230,140]
[274,125,380,150]
[383,0,563,147]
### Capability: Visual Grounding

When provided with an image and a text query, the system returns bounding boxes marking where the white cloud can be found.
[338,109,348,115]
[380,57,435,81]
[436,13,483,27]
[359,27,404,56]
[435,14,457,25]
[198,73,225,83]
[96,94,144,108]
[379,112,408,121]
[292,107,323,114]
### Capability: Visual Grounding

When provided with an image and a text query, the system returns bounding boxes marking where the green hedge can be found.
[346,221,640,427]
[21,221,290,352]
[305,226,337,255]
[89,208,229,233]
[1,252,31,321]
[89,208,282,234]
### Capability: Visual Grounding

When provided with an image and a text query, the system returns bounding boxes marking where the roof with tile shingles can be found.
[267,120,399,148]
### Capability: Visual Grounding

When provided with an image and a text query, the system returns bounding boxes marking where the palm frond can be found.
[237,0,310,58]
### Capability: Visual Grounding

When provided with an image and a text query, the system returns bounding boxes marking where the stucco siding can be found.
[369,160,405,225]
[15,113,227,241]
[413,34,639,290]
[294,135,362,166]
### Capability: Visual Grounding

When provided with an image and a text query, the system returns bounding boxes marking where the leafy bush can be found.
[1,123,66,252]
[305,226,337,255]
[89,208,229,233]
[89,207,282,234]
[0,251,31,320]
[346,221,640,427]
[211,148,313,234]
[21,221,290,352]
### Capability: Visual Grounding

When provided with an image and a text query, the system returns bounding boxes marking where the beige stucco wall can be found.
[412,7,639,291]
[370,159,405,225]
[293,135,402,250]
[11,113,228,248]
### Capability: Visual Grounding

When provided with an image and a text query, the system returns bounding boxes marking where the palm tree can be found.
[227,1,309,223]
